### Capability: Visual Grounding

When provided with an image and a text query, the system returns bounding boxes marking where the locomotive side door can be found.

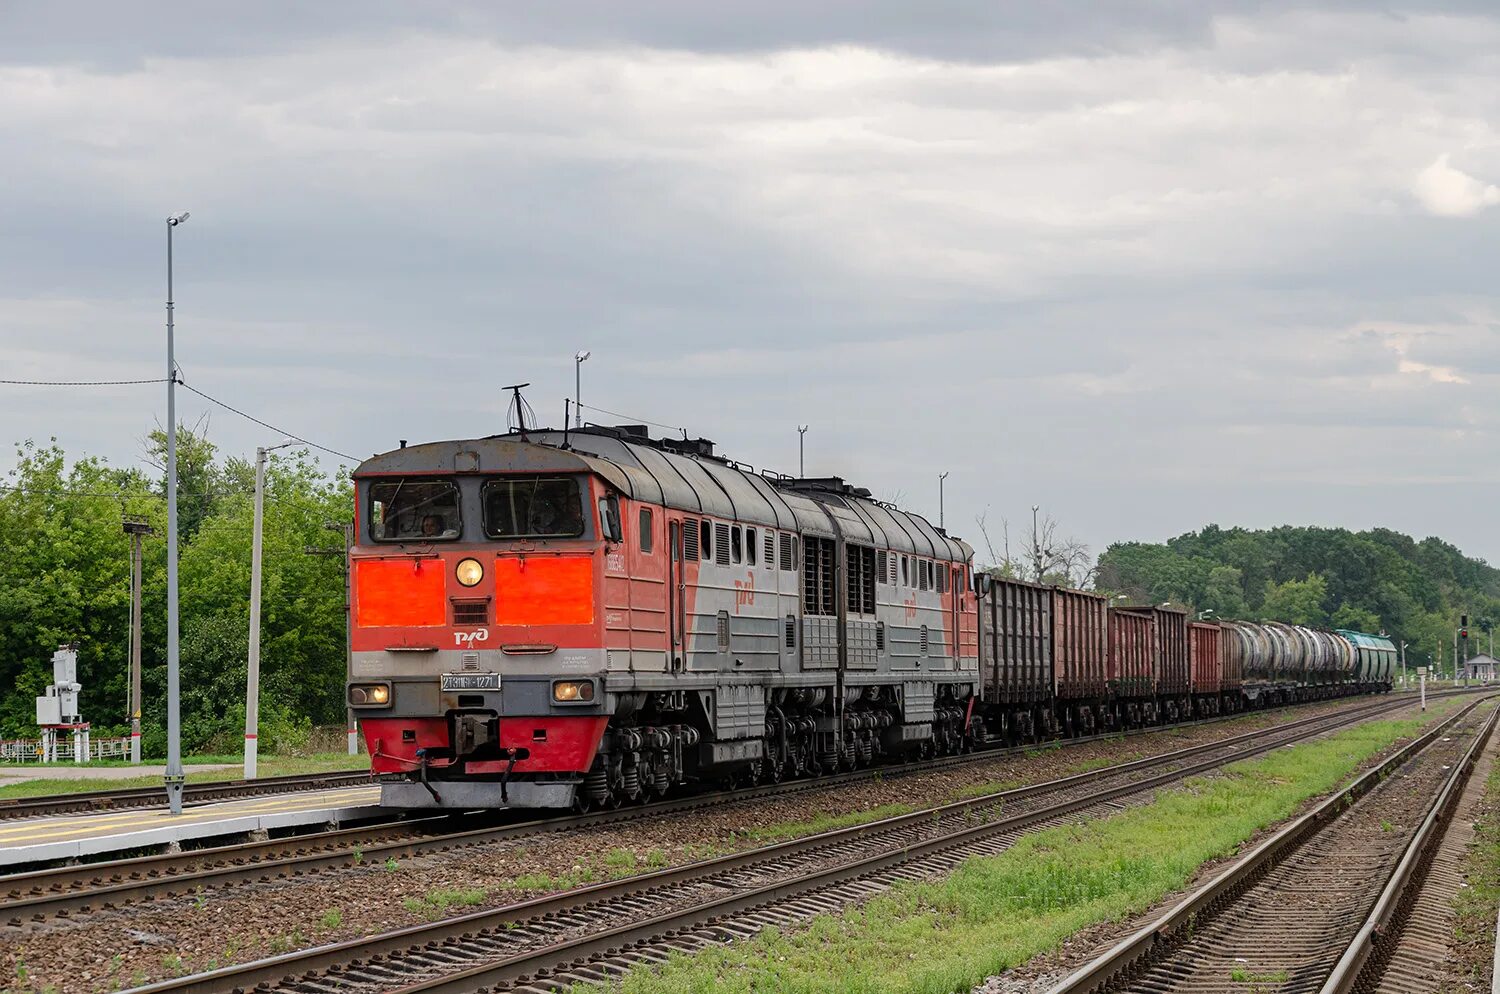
[668,521,684,667]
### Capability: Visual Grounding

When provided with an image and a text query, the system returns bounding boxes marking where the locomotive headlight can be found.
[552,680,595,703]
[349,683,392,707]
[455,558,484,587]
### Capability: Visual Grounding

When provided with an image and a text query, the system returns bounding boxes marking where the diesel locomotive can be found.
[346,423,1395,810]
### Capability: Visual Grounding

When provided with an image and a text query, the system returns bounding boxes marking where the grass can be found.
[0,751,368,800]
[577,710,1443,994]
[740,804,917,844]
[1449,750,1500,981]
[402,887,487,919]
[948,780,1023,802]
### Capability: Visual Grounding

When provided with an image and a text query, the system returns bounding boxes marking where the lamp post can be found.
[938,472,948,529]
[245,439,294,778]
[1399,640,1407,689]
[165,211,189,814]
[574,350,590,428]
[797,426,808,477]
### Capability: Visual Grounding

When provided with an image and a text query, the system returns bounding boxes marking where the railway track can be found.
[1048,697,1498,994]
[0,769,373,821]
[2,692,1453,926]
[117,687,1474,994]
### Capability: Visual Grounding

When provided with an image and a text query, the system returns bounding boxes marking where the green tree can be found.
[1261,573,1329,626]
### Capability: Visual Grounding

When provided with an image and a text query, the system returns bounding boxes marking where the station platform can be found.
[0,785,387,868]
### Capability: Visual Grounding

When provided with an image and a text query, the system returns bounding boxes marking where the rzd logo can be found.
[454,629,490,648]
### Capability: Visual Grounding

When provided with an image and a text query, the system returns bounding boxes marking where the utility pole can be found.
[165,210,189,814]
[122,516,153,764]
[797,426,808,477]
[245,441,293,778]
[574,350,590,428]
[1399,640,1406,691]
[307,522,357,755]
[938,472,948,529]
[1031,504,1041,581]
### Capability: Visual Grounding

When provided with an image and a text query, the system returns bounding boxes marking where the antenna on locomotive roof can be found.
[504,383,534,434]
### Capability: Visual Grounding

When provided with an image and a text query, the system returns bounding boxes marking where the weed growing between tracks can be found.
[1448,749,1500,990]
[583,708,1448,994]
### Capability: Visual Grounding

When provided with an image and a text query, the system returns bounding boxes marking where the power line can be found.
[0,378,168,386]
[178,383,358,462]
[578,402,687,436]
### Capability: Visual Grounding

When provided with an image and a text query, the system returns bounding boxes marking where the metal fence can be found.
[0,736,132,763]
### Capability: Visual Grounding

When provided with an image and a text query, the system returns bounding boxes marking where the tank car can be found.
[346,425,980,810]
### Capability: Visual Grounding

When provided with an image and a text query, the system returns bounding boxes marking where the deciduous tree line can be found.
[0,430,350,753]
[1095,524,1500,672]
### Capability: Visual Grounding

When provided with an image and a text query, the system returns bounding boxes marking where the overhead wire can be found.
[0,378,168,386]
[577,402,688,436]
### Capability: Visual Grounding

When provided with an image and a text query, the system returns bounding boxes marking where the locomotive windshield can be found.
[369,478,461,541]
[482,476,585,538]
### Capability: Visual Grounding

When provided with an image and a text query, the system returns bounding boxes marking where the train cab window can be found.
[731,526,743,564]
[700,520,712,561]
[638,508,653,554]
[746,528,757,566]
[369,478,461,542]
[901,555,909,587]
[481,477,586,538]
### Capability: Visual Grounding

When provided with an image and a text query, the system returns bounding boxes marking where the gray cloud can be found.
[4,3,1500,566]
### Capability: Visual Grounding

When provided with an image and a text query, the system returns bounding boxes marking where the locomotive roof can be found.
[356,428,973,562]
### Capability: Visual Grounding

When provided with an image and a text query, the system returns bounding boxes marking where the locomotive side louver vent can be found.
[920,624,929,654]
[717,610,730,652]
[779,532,794,571]
[715,523,731,566]
[876,550,887,584]
[764,530,775,565]
[785,615,796,648]
[682,518,699,560]
[453,599,489,625]
[889,554,898,585]
[937,566,947,595]
[876,621,886,650]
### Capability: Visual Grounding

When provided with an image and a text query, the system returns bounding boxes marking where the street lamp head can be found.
[168,212,190,226]
[575,350,591,363]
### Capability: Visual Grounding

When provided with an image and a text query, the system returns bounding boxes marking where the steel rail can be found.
[119,688,1459,994]
[0,768,373,821]
[1046,699,1496,994]
[0,687,1447,824]
[1318,703,1498,993]
[4,690,1440,924]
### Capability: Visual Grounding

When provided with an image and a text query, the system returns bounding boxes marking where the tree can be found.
[1260,573,1328,626]
[1331,601,1382,634]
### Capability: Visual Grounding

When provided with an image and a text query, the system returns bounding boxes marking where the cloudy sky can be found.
[4,2,1499,567]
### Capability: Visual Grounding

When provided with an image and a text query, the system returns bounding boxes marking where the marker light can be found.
[456,558,484,587]
[552,680,595,703]
[349,683,392,707]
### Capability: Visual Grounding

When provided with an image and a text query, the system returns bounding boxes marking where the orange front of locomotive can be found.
[347,442,620,809]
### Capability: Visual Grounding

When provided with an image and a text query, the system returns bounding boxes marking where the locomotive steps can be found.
[107,691,1478,994]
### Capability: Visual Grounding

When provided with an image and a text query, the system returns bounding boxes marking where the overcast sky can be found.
[4,2,1499,568]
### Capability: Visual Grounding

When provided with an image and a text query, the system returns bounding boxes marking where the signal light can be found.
[1461,628,1469,640]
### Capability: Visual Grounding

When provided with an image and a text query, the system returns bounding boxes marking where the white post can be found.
[245,446,268,779]
[1420,671,1426,711]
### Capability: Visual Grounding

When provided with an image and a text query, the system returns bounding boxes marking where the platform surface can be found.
[0,785,386,867]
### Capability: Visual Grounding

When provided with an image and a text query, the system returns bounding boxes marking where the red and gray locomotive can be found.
[346,423,1394,810]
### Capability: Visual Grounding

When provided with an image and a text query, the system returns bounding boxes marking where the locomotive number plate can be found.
[441,672,500,691]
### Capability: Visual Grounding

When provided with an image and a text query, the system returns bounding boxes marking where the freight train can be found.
[346,423,1396,810]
